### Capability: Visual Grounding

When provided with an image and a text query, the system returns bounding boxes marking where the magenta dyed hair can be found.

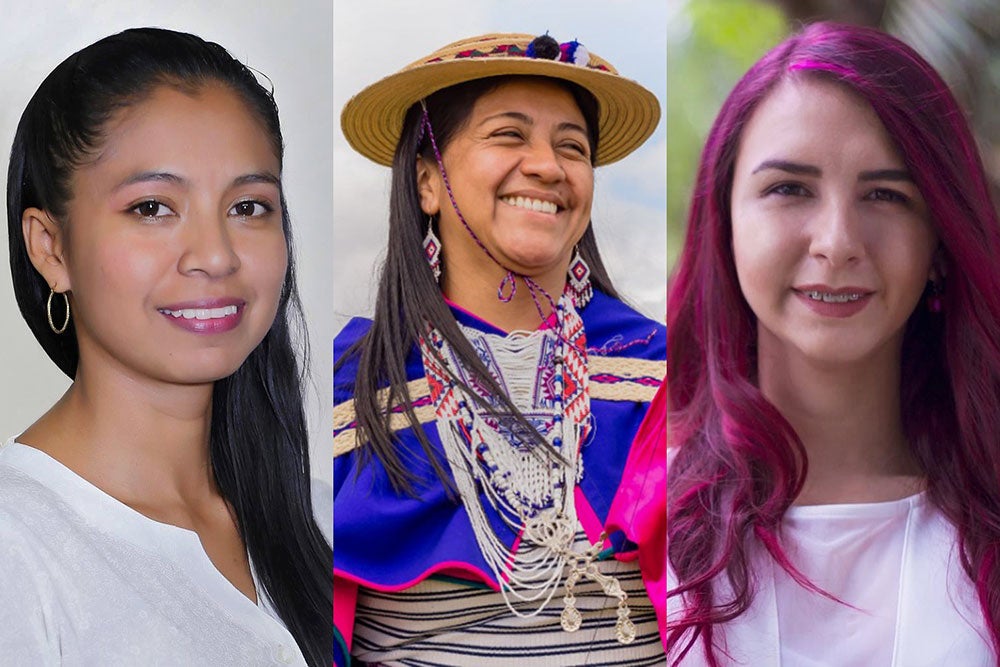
[667,22,1000,664]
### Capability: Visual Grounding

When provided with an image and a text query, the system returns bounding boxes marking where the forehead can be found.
[83,82,279,177]
[468,78,586,125]
[735,76,902,172]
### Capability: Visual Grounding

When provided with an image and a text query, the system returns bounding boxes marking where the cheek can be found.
[887,230,935,297]
[573,169,594,218]
[732,214,798,304]
[240,232,288,298]
[77,236,165,300]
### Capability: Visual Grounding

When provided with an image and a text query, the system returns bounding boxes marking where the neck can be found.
[757,334,922,505]
[19,352,217,508]
[442,262,567,332]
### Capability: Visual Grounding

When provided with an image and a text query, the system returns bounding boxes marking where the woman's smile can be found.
[157,297,247,333]
[498,194,562,215]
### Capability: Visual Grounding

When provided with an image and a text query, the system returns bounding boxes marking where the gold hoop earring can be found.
[47,289,70,335]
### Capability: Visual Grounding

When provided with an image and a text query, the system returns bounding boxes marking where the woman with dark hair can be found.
[667,22,1000,665]
[3,28,330,666]
[333,33,665,665]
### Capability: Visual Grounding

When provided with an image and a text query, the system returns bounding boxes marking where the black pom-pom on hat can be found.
[527,34,560,60]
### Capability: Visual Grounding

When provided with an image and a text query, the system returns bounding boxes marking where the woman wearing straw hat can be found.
[333,33,665,665]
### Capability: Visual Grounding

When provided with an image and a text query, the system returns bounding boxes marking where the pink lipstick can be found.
[157,298,245,334]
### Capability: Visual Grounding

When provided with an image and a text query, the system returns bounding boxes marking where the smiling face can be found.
[417,78,595,296]
[730,77,938,369]
[32,83,287,386]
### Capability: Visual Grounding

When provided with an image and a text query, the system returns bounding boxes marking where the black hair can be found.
[339,75,618,493]
[6,28,330,666]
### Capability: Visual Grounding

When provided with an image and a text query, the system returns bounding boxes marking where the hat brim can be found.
[341,57,661,167]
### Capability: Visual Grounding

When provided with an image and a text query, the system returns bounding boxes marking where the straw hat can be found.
[341,33,661,167]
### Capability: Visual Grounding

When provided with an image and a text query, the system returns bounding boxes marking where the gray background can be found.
[0,0,335,482]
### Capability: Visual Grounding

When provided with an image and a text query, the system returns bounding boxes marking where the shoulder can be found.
[581,294,665,406]
[0,446,72,534]
[333,317,373,402]
[582,292,665,361]
[0,453,65,652]
[334,317,372,359]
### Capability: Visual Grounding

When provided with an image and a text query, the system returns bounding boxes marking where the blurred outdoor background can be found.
[667,0,1000,272]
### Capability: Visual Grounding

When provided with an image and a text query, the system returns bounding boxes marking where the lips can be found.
[157,298,245,334]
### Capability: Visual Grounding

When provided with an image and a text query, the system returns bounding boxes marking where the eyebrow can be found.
[113,171,186,192]
[231,172,281,188]
[480,112,588,136]
[751,160,913,183]
[858,168,912,182]
[113,170,281,193]
[751,160,821,177]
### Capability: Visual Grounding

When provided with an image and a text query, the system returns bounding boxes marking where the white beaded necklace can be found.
[420,295,636,644]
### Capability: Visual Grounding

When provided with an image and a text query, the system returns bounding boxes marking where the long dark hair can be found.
[667,22,1000,664]
[6,28,331,666]
[339,75,618,493]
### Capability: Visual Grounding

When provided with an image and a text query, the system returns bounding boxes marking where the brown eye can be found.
[766,183,811,197]
[130,200,173,218]
[866,188,909,204]
[229,200,271,217]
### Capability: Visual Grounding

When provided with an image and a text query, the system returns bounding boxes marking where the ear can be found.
[416,156,441,216]
[22,207,71,292]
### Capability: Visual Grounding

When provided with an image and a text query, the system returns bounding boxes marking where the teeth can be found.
[161,305,238,320]
[804,291,864,303]
[501,196,558,214]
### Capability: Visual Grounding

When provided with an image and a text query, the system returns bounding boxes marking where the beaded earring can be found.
[566,248,592,308]
[423,216,442,283]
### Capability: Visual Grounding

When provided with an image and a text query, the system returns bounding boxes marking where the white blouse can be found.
[0,438,329,666]
[669,493,995,666]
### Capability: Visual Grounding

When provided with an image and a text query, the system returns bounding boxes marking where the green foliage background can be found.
[667,1,786,271]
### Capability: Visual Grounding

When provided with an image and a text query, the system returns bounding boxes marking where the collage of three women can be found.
[2,1,998,665]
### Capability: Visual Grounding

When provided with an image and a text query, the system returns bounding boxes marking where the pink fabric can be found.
[574,486,615,553]
[333,574,358,652]
[605,379,666,646]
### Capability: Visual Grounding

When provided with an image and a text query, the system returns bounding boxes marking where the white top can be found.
[669,493,995,666]
[0,438,331,666]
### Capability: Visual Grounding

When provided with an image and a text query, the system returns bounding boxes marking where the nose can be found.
[177,212,240,278]
[520,140,566,183]
[808,198,865,266]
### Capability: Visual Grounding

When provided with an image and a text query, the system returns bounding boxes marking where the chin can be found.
[163,352,250,385]
[790,334,897,369]
[500,246,568,273]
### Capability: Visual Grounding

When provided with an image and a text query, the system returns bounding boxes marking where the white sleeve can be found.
[0,524,60,665]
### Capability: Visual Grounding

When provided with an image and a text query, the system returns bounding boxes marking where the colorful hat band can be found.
[429,35,608,72]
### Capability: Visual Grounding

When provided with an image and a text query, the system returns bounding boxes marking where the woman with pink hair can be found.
[667,22,1000,665]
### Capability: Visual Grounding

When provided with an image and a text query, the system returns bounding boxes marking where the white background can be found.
[332,0,667,333]
[0,0,334,482]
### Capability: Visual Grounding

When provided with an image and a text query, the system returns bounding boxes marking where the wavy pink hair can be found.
[667,22,1000,665]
